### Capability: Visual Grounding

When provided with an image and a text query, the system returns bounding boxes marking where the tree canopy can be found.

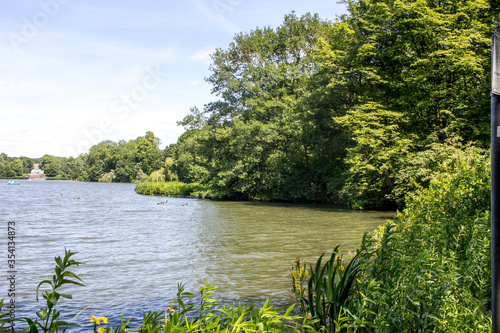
[169,4,494,208]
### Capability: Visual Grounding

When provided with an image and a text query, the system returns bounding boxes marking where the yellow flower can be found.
[97,328,105,333]
[90,316,108,326]
[167,298,175,314]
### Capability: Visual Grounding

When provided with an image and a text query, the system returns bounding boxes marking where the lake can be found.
[0,180,392,331]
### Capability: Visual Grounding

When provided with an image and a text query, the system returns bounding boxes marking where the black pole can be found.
[493,90,500,333]
[492,32,500,332]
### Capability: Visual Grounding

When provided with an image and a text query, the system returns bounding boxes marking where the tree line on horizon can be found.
[0,131,165,183]
[2,0,497,209]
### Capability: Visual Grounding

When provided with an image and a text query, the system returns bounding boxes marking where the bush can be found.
[134,181,205,197]
[292,146,492,331]
[357,146,491,331]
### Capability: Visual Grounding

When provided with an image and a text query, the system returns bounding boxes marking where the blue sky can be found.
[0,0,346,158]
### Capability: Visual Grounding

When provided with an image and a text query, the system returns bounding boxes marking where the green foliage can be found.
[177,107,206,131]
[289,147,491,331]
[335,103,412,209]
[134,181,204,197]
[346,147,491,331]
[23,249,85,333]
[174,13,341,203]
[149,169,166,183]
[136,131,162,176]
[291,247,370,332]
[0,299,15,331]
[392,138,482,205]
[0,251,312,333]
[169,0,494,207]
[163,158,178,182]
[100,282,306,333]
[65,131,164,183]
[41,155,62,178]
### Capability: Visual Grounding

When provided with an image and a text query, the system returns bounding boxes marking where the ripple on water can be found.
[0,180,391,332]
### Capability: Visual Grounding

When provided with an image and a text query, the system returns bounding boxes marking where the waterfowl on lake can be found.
[157,200,168,205]
[182,203,188,206]
[73,197,80,200]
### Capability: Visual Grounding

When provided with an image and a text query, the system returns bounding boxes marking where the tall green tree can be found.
[313,0,494,207]
[177,12,338,201]
[41,155,61,177]
[135,131,161,176]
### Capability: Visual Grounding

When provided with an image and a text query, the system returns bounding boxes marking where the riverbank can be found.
[134,181,204,197]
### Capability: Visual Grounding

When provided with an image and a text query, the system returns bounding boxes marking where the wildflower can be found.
[167,298,175,314]
[91,316,108,333]
[162,310,168,329]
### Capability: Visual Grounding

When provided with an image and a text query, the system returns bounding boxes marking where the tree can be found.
[41,155,61,177]
[310,0,494,207]
[177,107,206,131]
[175,12,337,201]
[11,159,24,177]
[135,131,161,175]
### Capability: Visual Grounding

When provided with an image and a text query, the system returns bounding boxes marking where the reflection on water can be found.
[0,180,392,331]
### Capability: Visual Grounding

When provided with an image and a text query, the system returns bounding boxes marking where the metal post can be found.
[492,91,500,333]
[493,32,500,332]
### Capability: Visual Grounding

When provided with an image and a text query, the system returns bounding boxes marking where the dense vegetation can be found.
[0,131,166,183]
[292,144,491,331]
[0,146,491,331]
[171,0,494,209]
[0,0,495,329]
[134,181,204,197]
[3,0,495,210]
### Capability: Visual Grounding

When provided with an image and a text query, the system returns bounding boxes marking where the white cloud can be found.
[189,47,215,65]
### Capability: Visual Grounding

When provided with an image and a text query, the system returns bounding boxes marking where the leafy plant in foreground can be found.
[292,246,370,332]
[23,249,84,333]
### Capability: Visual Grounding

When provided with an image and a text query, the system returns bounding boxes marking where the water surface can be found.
[0,180,391,330]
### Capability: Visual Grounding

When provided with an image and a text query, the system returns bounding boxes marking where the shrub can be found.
[292,146,492,331]
[356,146,491,331]
[134,181,205,197]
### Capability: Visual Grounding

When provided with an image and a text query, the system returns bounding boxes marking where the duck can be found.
[73,197,80,200]
[157,200,168,205]
[182,203,188,207]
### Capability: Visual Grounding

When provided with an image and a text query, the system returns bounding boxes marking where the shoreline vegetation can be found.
[0,146,491,331]
[134,181,204,198]
[0,0,493,211]
[0,0,495,328]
